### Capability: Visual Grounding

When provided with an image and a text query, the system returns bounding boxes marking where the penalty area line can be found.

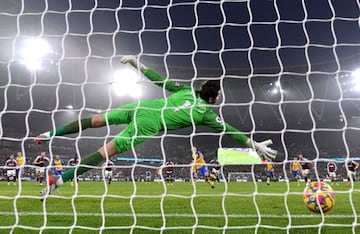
[0,212,355,219]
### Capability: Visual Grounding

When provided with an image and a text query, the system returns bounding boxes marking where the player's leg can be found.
[192,171,197,181]
[16,167,23,184]
[166,172,171,185]
[108,171,112,185]
[208,171,217,187]
[170,172,174,184]
[35,169,39,184]
[211,168,219,183]
[329,172,334,185]
[42,118,160,198]
[215,170,220,183]
[35,104,136,144]
[295,171,300,186]
[7,171,10,185]
[36,117,100,144]
[16,169,19,183]
[168,171,174,185]
[266,172,271,185]
[13,171,17,185]
[39,170,44,185]
[208,172,216,188]
[41,141,117,198]
[334,173,339,185]
[347,172,356,186]
[202,166,215,189]
[45,122,134,193]
[191,166,197,182]
[302,170,309,184]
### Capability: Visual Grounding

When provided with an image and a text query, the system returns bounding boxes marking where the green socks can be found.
[49,118,92,137]
[61,151,104,183]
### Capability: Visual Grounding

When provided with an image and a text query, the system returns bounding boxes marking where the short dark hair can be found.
[199,80,221,102]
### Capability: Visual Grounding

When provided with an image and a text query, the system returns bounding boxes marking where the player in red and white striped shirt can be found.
[327,161,338,186]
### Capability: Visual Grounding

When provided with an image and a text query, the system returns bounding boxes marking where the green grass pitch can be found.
[0,181,360,234]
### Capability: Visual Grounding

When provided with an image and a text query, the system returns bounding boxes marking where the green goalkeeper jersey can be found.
[139,69,249,145]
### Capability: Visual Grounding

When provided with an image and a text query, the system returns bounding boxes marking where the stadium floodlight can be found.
[21,38,50,71]
[271,88,279,94]
[352,69,360,80]
[112,67,142,98]
[352,69,360,91]
[66,105,74,110]
[270,87,285,95]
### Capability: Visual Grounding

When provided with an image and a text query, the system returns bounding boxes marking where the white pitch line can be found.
[0,212,356,219]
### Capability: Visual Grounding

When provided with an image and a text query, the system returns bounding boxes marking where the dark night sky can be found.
[0,0,358,69]
[0,0,359,160]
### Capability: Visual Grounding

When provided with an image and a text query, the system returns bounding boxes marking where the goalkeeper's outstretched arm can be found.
[203,112,277,161]
[120,56,190,92]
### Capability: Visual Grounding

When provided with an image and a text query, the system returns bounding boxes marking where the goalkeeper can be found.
[36,56,277,197]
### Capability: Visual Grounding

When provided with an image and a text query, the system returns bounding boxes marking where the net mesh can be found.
[0,0,360,233]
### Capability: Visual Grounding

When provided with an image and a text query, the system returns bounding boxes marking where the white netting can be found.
[0,0,360,233]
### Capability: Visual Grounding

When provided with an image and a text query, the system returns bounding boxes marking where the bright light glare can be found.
[21,38,50,71]
[352,69,360,80]
[352,69,360,91]
[271,88,279,94]
[66,105,73,110]
[113,68,142,98]
[270,87,285,95]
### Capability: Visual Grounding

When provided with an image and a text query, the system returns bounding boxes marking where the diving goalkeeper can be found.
[36,56,277,198]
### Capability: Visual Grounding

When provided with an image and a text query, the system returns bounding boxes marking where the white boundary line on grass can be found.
[0,212,356,219]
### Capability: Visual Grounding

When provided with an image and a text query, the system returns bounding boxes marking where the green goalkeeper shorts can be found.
[103,103,162,153]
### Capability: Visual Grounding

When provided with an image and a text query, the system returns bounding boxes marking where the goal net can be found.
[1,0,360,233]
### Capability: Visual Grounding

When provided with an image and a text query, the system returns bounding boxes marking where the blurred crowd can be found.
[0,133,359,182]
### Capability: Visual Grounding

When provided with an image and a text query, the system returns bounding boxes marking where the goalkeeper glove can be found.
[246,139,277,161]
[120,56,148,72]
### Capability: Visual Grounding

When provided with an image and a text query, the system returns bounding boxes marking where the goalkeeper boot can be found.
[35,134,50,145]
[40,175,63,202]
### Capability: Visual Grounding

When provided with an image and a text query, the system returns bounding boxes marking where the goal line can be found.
[0,211,355,219]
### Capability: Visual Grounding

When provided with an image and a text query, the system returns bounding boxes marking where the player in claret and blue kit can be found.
[102,160,115,185]
[35,56,277,199]
[345,159,359,187]
[32,152,50,186]
[165,160,174,185]
[327,160,338,186]
[4,154,17,185]
[209,157,221,183]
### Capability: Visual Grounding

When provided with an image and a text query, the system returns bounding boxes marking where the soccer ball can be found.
[303,181,335,213]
